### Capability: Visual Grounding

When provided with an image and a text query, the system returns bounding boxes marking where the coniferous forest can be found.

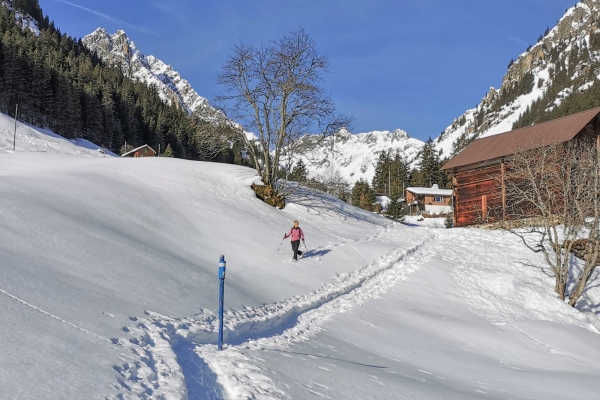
[0,0,237,161]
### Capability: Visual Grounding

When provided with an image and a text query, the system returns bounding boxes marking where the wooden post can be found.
[482,195,488,220]
[501,158,506,220]
[13,103,18,151]
[453,172,458,226]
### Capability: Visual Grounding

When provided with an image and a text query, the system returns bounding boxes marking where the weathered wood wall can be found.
[453,162,504,227]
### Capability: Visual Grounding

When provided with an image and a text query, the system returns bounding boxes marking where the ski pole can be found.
[303,241,308,252]
[276,237,285,254]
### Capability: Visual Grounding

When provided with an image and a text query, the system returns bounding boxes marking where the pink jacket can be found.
[285,227,304,241]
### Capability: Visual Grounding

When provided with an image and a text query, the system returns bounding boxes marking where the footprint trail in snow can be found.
[110,229,434,399]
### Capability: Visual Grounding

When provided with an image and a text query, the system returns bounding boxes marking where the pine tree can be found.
[411,138,441,187]
[385,195,406,221]
[163,143,174,157]
[371,151,390,193]
[290,159,308,182]
[351,179,375,211]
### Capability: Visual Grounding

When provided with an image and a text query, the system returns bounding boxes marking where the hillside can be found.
[0,145,401,398]
[436,0,600,158]
[1,127,600,398]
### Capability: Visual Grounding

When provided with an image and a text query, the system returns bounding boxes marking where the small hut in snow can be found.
[405,184,453,215]
[121,145,156,158]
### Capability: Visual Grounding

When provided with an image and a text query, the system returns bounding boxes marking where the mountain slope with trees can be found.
[0,0,236,160]
[436,0,600,158]
[82,28,224,122]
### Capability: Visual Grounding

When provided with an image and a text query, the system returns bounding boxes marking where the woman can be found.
[284,220,305,261]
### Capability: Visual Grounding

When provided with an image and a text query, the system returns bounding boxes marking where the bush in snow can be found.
[502,140,600,307]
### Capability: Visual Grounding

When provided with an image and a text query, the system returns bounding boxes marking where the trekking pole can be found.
[303,240,308,253]
[276,237,285,254]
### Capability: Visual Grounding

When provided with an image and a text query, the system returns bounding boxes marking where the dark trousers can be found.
[291,240,303,260]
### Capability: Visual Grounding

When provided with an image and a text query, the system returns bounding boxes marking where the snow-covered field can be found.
[2,132,600,398]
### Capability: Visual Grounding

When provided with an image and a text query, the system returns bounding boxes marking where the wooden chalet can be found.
[406,184,453,215]
[441,106,600,227]
[121,144,156,158]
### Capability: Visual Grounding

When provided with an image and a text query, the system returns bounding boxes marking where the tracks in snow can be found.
[110,231,435,400]
[0,288,112,344]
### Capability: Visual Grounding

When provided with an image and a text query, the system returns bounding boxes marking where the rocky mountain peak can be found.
[82,28,223,122]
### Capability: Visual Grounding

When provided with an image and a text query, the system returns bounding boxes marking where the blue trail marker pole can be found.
[218,255,226,350]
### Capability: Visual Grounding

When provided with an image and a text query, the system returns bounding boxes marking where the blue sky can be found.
[40,0,574,141]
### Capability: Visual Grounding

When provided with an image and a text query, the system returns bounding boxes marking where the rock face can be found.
[82,28,223,122]
[297,129,424,184]
[436,0,600,158]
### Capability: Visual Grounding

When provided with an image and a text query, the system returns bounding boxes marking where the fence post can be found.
[218,255,226,350]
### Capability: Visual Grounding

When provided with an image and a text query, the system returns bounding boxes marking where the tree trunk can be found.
[568,266,595,306]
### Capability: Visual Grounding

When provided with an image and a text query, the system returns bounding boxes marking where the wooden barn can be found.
[441,106,600,227]
[121,144,156,158]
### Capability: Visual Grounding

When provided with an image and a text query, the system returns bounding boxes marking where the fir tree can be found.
[385,195,406,221]
[163,143,174,157]
[290,159,308,182]
[351,179,375,211]
[411,138,441,188]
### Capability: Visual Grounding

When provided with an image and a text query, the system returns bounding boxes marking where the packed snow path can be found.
[112,226,433,399]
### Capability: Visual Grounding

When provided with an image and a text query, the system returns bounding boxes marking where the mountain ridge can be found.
[435,0,600,158]
[298,128,424,184]
[82,28,224,123]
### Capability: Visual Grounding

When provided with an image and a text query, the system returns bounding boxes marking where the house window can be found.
[434,196,444,202]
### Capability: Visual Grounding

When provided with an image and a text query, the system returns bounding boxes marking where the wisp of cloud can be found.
[56,0,156,35]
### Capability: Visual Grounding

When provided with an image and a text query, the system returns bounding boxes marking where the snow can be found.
[2,1,40,36]
[2,127,600,399]
[406,186,453,196]
[403,215,448,228]
[0,111,116,157]
[299,128,424,184]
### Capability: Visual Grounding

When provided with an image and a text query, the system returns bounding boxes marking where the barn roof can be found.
[121,144,156,157]
[441,106,600,170]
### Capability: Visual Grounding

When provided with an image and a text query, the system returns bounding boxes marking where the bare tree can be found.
[502,139,600,306]
[216,27,351,190]
[193,120,238,160]
[316,165,350,201]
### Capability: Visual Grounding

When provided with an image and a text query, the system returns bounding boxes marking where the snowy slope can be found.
[436,0,600,157]
[2,145,600,398]
[0,111,116,157]
[0,151,399,399]
[82,28,223,121]
[299,128,424,184]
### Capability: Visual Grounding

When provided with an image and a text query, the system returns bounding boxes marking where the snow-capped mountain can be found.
[298,128,424,184]
[436,0,600,158]
[82,28,223,122]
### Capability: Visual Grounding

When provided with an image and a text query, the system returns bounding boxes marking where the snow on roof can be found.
[406,185,452,196]
[121,144,156,157]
